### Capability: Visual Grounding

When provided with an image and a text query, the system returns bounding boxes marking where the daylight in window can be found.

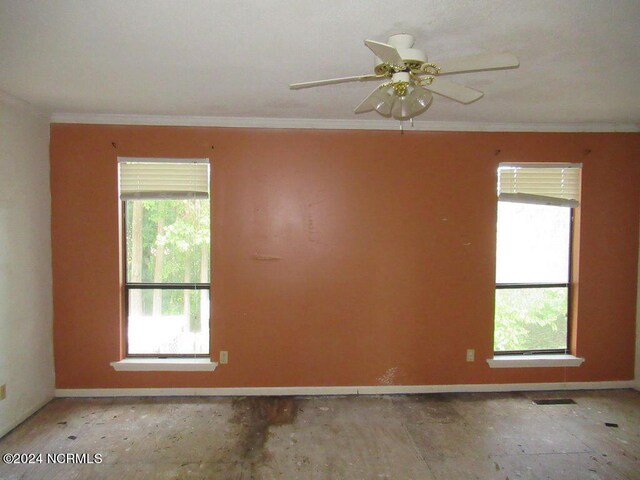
[494,164,580,353]
[120,159,210,356]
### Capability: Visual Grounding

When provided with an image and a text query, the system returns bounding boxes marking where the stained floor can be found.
[0,389,639,479]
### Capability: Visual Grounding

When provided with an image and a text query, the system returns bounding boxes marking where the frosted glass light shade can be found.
[371,87,395,116]
[391,86,433,120]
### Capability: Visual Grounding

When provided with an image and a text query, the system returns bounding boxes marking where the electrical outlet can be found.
[0,384,6,400]
[219,351,228,364]
[466,349,475,362]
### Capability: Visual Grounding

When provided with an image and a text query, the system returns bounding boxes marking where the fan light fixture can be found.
[356,72,433,120]
[289,33,519,121]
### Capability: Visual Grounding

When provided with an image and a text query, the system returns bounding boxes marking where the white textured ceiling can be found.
[1,0,639,126]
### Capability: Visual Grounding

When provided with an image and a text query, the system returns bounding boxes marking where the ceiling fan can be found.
[289,33,519,121]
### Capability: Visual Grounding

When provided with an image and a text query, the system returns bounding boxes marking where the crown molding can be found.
[49,112,640,133]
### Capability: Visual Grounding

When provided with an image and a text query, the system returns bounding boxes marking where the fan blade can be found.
[354,85,394,115]
[364,40,406,68]
[290,74,380,90]
[434,53,519,75]
[354,87,377,113]
[423,77,483,104]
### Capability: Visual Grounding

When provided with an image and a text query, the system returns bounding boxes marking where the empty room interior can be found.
[1,1,639,479]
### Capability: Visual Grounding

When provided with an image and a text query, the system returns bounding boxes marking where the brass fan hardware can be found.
[290,33,519,121]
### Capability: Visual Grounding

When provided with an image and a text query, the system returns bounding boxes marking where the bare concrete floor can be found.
[0,389,638,480]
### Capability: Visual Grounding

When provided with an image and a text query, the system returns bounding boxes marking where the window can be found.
[494,163,581,354]
[119,158,210,357]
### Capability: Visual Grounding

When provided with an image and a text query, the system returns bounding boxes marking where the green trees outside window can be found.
[125,199,210,355]
[494,201,571,353]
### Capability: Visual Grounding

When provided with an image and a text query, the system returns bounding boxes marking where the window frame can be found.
[493,193,576,356]
[120,190,211,359]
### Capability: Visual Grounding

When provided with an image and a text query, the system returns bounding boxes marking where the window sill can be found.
[486,354,585,369]
[110,358,218,372]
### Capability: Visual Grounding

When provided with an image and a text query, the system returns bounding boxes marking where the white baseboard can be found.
[0,397,53,438]
[55,381,635,398]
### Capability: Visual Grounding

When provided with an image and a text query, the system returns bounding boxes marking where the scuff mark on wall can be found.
[306,198,325,244]
[251,254,282,261]
[307,212,318,243]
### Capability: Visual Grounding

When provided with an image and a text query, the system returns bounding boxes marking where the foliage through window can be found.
[119,159,210,356]
[494,164,580,354]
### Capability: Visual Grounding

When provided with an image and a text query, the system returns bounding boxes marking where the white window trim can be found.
[487,354,584,369]
[110,358,218,372]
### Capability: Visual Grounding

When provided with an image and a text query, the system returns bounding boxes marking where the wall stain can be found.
[377,367,398,385]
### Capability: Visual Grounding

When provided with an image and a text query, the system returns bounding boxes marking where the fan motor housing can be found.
[374,33,428,74]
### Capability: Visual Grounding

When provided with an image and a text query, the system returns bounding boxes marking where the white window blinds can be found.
[118,157,209,200]
[498,163,581,208]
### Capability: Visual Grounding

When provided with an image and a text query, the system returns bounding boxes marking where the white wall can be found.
[0,92,54,437]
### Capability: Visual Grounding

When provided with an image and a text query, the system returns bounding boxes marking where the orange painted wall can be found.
[50,125,640,389]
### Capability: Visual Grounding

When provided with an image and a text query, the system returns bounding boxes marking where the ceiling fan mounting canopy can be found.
[289,32,519,121]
